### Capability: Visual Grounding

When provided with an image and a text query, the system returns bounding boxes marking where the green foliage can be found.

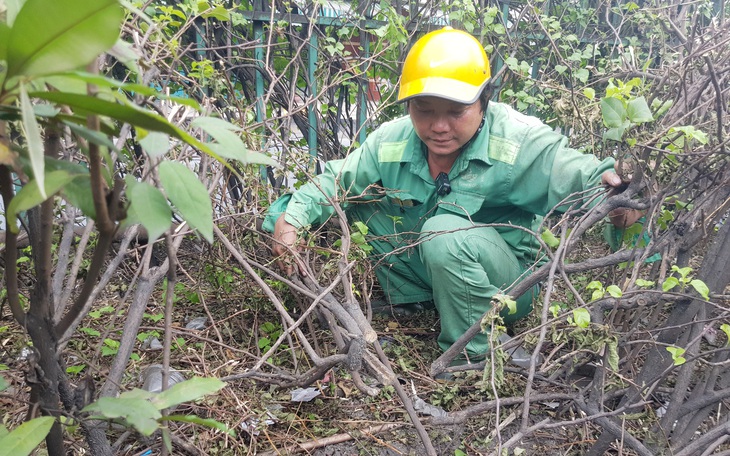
[0,416,55,456]
[5,170,77,232]
[124,178,172,243]
[191,116,274,165]
[600,79,654,142]
[101,338,120,357]
[606,285,623,298]
[662,265,710,300]
[1,0,277,247]
[158,161,214,242]
[492,294,518,316]
[571,308,591,328]
[4,0,122,79]
[258,320,283,353]
[541,228,561,248]
[585,280,605,301]
[666,346,686,366]
[430,382,460,408]
[83,377,229,438]
[635,279,655,288]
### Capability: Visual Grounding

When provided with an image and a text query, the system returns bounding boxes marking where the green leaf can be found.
[352,221,369,235]
[7,0,123,78]
[572,308,591,328]
[54,71,201,110]
[583,87,595,100]
[125,179,172,243]
[151,377,226,411]
[201,5,230,21]
[541,228,560,248]
[158,161,213,243]
[138,131,170,158]
[689,279,710,300]
[606,285,623,298]
[19,82,45,198]
[671,265,692,279]
[492,294,517,315]
[575,68,589,83]
[192,117,275,166]
[603,125,627,142]
[6,170,75,233]
[549,303,561,318]
[606,338,619,371]
[191,115,242,134]
[162,414,234,436]
[554,64,567,75]
[601,97,627,128]
[0,375,8,392]
[0,416,54,456]
[635,279,655,288]
[66,364,86,375]
[28,92,220,161]
[671,125,708,145]
[83,397,161,436]
[32,92,181,137]
[118,388,155,401]
[626,96,654,123]
[62,175,96,219]
[666,346,686,366]
[351,231,366,245]
[662,276,679,292]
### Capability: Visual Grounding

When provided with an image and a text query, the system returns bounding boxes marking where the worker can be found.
[263,27,641,363]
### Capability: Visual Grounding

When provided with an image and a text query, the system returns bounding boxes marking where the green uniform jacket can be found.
[264,102,615,303]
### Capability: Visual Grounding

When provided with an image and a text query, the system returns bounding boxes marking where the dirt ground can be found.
[0,237,632,456]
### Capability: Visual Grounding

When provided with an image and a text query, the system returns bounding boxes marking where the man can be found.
[264,27,640,361]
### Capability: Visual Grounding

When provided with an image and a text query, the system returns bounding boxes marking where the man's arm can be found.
[272,213,305,276]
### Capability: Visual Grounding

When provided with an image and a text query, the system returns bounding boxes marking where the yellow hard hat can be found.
[398,27,491,104]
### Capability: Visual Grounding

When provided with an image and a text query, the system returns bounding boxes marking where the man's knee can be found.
[419,214,500,261]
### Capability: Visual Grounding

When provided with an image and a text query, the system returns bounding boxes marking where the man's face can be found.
[408,96,483,157]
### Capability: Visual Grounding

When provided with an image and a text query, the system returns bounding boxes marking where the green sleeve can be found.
[509,123,615,215]
[263,131,384,231]
[261,193,292,233]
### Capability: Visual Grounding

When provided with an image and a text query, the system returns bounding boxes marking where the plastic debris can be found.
[185,316,208,330]
[16,346,33,361]
[241,410,277,436]
[413,395,448,418]
[703,325,718,345]
[140,364,186,394]
[497,333,541,368]
[290,387,321,402]
[141,336,163,351]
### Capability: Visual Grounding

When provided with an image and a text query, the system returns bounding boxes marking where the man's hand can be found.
[272,214,307,276]
[601,167,644,229]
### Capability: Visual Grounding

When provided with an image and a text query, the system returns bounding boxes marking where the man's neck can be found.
[427,152,458,179]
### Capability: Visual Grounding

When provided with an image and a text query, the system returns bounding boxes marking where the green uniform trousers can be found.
[409,214,536,357]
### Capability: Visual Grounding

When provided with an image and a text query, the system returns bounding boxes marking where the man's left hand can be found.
[601,169,644,228]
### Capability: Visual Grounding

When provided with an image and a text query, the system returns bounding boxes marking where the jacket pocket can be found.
[435,191,485,218]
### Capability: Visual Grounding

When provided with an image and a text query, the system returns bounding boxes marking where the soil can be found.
[0,236,632,456]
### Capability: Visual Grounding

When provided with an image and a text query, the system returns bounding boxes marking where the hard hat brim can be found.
[397,76,489,105]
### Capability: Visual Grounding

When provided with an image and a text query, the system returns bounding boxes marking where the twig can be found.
[257,422,405,456]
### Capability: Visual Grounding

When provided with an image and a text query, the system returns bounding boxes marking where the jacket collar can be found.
[401,115,493,171]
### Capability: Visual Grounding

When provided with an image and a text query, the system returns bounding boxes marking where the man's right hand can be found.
[272,214,306,276]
